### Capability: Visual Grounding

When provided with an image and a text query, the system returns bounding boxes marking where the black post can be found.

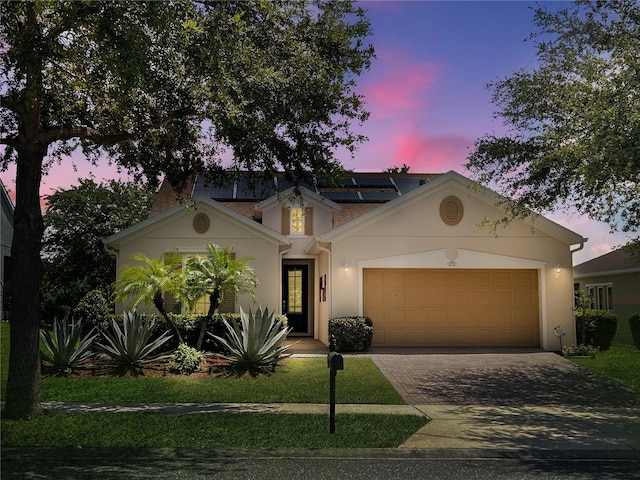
[330,368,337,434]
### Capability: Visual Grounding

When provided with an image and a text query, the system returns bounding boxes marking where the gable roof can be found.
[317,170,587,246]
[574,246,640,277]
[106,195,290,248]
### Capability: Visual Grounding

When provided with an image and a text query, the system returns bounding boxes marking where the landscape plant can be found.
[97,311,173,376]
[329,316,374,352]
[74,289,112,333]
[40,317,99,376]
[185,244,258,350]
[114,253,185,344]
[168,343,207,375]
[211,306,291,377]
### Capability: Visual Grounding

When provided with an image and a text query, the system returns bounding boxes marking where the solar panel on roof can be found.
[360,191,399,201]
[352,176,394,188]
[321,191,361,201]
[393,177,427,195]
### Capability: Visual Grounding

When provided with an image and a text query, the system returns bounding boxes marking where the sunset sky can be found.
[0,1,633,264]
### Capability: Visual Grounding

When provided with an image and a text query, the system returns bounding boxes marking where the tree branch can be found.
[39,109,195,146]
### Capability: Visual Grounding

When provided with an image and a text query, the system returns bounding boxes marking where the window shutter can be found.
[219,287,235,314]
[304,207,313,235]
[281,207,290,235]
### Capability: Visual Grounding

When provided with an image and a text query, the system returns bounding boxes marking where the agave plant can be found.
[97,311,173,375]
[210,306,291,376]
[40,317,99,376]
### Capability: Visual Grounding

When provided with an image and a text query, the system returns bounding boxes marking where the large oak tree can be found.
[0,0,373,418]
[466,0,639,238]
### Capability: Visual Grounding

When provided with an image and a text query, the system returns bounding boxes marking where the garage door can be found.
[363,268,540,347]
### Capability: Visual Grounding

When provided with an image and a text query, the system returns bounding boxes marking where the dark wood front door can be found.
[282,263,310,335]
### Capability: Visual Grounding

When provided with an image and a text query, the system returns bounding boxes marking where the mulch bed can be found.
[42,355,231,378]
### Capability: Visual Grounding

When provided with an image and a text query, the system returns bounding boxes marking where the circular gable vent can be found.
[440,196,464,226]
[193,212,210,234]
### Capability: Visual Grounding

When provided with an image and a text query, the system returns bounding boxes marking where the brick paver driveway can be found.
[368,348,640,450]
[369,348,639,407]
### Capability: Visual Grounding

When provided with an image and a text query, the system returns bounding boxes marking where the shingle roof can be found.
[574,246,640,275]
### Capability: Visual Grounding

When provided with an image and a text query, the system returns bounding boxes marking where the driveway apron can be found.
[369,349,640,452]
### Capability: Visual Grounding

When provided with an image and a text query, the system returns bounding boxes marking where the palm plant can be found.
[210,306,291,376]
[97,311,173,375]
[186,244,258,350]
[114,252,185,344]
[40,317,99,376]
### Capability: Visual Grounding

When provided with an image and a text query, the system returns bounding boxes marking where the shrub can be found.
[210,306,291,376]
[118,312,288,352]
[75,289,111,333]
[40,317,99,376]
[168,343,207,375]
[328,316,374,352]
[575,309,618,351]
[629,313,640,350]
[562,344,598,358]
[97,311,173,375]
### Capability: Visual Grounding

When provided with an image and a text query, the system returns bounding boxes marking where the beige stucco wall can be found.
[112,203,284,315]
[320,183,580,350]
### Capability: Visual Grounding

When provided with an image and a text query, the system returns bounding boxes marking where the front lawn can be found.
[1,322,424,449]
[569,343,640,393]
[0,322,403,405]
[2,412,427,449]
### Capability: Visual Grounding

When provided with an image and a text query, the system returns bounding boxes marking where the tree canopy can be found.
[466,0,639,237]
[0,0,374,418]
[41,178,155,318]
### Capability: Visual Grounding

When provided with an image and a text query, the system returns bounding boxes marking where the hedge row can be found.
[575,309,617,351]
[629,313,640,350]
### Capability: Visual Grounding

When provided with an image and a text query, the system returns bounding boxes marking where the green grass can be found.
[570,343,640,393]
[1,323,403,405]
[39,357,403,404]
[1,412,427,449]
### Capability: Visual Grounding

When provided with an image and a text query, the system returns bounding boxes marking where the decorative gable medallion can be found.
[193,212,210,234]
[439,196,463,226]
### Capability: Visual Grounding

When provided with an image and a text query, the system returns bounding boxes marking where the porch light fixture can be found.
[554,264,561,279]
[343,261,351,272]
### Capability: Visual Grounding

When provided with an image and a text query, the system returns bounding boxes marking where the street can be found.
[3,447,640,480]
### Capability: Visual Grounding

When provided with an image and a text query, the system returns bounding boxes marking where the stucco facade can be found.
[106,171,586,351]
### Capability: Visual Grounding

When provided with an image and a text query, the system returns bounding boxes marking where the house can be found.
[574,247,640,344]
[1,180,14,321]
[106,170,587,351]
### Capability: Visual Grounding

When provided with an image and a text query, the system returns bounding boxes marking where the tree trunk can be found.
[152,291,184,344]
[3,143,46,419]
[196,288,221,351]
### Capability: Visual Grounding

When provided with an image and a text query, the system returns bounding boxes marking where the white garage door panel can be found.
[363,268,540,347]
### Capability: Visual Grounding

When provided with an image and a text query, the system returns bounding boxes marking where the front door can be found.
[282,263,311,335]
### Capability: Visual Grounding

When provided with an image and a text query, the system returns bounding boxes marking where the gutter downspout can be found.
[569,238,587,345]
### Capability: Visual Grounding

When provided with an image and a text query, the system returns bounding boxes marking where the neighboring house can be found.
[1,180,14,321]
[106,170,587,351]
[574,247,640,344]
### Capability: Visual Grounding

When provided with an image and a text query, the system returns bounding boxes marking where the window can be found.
[281,206,313,236]
[287,268,304,314]
[586,283,613,310]
[291,207,304,235]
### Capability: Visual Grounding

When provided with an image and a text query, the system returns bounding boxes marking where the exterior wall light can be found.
[343,261,351,272]
[555,264,561,279]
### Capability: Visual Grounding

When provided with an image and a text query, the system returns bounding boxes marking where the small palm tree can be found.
[186,244,258,350]
[114,252,185,344]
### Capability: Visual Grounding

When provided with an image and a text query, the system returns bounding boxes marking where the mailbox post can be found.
[327,336,344,434]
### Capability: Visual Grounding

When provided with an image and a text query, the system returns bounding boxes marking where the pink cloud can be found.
[360,51,444,120]
[391,132,471,172]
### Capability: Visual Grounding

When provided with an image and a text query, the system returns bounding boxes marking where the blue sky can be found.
[0,1,632,264]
